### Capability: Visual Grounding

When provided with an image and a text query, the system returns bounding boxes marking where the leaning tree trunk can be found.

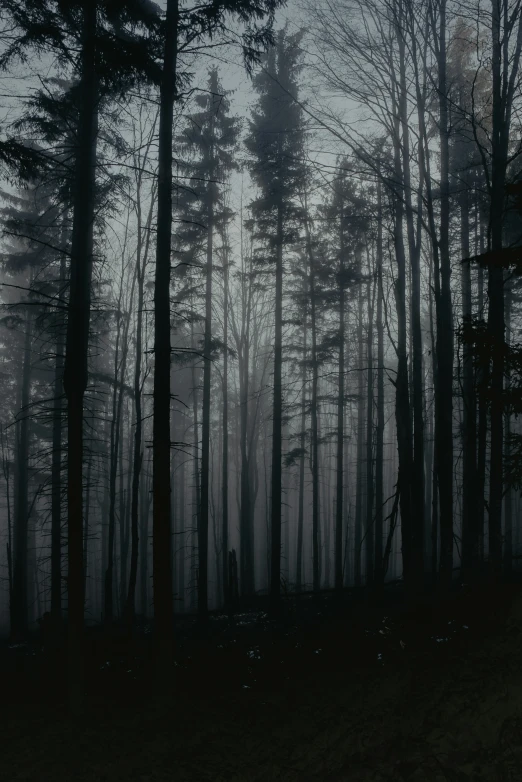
[62,0,98,714]
[152,0,178,670]
[125,226,147,626]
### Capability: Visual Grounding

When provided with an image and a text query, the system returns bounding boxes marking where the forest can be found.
[2,0,522,778]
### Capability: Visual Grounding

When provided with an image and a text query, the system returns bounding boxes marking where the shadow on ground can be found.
[2,581,522,781]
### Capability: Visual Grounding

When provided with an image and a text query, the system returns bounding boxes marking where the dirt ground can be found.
[2,583,522,781]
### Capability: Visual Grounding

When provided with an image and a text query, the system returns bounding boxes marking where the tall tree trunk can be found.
[460,187,478,581]
[51,256,66,623]
[125,258,145,625]
[477,215,487,566]
[296,314,307,592]
[119,410,130,616]
[303,197,320,594]
[139,468,150,617]
[283,420,291,584]
[365,255,375,586]
[62,0,98,713]
[190,317,200,612]
[83,455,91,604]
[12,310,32,639]
[323,440,331,587]
[398,10,425,588]
[2,429,13,632]
[486,0,522,578]
[269,198,284,611]
[390,80,416,597]
[503,278,512,575]
[354,271,364,588]
[374,179,385,589]
[152,0,179,666]
[199,125,215,620]
[222,255,229,608]
[178,440,185,611]
[316,404,323,587]
[429,259,439,583]
[310,249,320,593]
[125,128,155,626]
[105,311,123,627]
[343,411,350,586]
[335,199,345,594]
[434,0,454,593]
[239,261,254,597]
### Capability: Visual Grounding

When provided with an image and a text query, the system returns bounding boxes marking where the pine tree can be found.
[175,67,239,619]
[245,26,307,611]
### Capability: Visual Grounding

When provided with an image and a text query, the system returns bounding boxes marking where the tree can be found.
[0,0,163,713]
[246,26,306,610]
[175,67,239,619]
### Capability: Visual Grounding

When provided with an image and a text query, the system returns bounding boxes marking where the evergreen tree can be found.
[318,161,366,591]
[246,26,307,609]
[175,67,240,618]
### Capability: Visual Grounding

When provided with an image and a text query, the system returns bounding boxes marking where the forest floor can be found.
[2,581,522,781]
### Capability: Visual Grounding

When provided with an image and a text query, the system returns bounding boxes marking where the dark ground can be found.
[2,581,522,781]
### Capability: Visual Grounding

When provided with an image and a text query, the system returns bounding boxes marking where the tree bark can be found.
[199,129,214,620]
[460,187,478,581]
[125,202,151,626]
[153,0,178,668]
[12,309,32,639]
[374,179,385,589]
[222,247,229,608]
[354,270,364,588]
[296,297,307,593]
[365,253,375,586]
[434,0,454,593]
[51,254,66,624]
[503,278,512,575]
[269,197,284,611]
[335,200,345,594]
[239,268,254,597]
[62,0,98,713]
[304,204,320,594]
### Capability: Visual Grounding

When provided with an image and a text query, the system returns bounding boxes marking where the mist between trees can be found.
[0,0,521,709]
